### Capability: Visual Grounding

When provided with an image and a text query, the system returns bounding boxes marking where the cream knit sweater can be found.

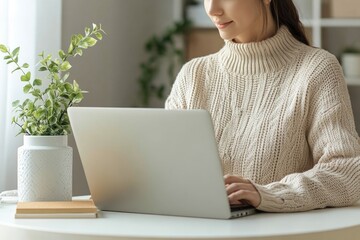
[165,26,360,212]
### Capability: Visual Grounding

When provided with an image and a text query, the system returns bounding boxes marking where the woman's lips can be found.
[215,21,233,29]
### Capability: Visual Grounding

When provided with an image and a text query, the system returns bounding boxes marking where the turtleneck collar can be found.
[218,26,304,75]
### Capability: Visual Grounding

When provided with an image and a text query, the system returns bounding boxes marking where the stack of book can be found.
[15,199,98,218]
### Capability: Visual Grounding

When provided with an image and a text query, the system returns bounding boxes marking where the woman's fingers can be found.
[228,188,260,206]
[224,174,250,184]
[226,182,253,195]
[224,174,261,207]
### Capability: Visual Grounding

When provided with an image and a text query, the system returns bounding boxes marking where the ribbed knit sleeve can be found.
[254,55,360,212]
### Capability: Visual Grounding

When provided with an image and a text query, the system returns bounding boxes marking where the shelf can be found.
[301,19,314,28]
[321,19,360,27]
[301,18,360,28]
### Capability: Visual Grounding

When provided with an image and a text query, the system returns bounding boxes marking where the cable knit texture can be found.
[165,26,360,212]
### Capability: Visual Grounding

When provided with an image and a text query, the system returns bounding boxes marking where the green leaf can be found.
[39,66,47,71]
[85,37,97,47]
[60,61,72,71]
[33,109,45,119]
[48,89,55,100]
[71,35,81,46]
[3,55,11,60]
[76,34,83,41]
[85,27,91,36]
[75,48,83,56]
[68,43,74,54]
[73,80,80,91]
[38,51,44,58]
[22,99,30,106]
[23,84,32,93]
[95,32,103,40]
[51,73,60,82]
[78,42,88,49]
[22,63,29,68]
[22,121,28,130]
[60,93,70,99]
[59,50,66,59]
[49,60,59,71]
[21,72,31,82]
[11,47,20,57]
[62,72,70,81]
[45,99,52,108]
[0,44,8,53]
[11,67,21,74]
[45,54,52,61]
[12,100,20,108]
[49,116,57,125]
[73,92,84,104]
[31,88,42,98]
[33,79,42,86]
[64,82,73,92]
[52,73,60,81]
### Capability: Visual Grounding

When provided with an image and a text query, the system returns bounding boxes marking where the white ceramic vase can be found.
[17,135,73,202]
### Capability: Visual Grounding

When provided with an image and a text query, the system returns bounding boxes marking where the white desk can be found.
[1,199,360,240]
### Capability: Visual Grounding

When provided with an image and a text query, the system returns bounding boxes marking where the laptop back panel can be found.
[68,107,233,219]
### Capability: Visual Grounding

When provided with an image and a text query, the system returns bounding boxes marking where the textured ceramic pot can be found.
[17,135,72,202]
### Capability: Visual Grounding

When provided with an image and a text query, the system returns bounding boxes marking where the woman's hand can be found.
[224,174,261,208]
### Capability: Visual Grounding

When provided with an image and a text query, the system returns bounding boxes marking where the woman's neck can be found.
[220,26,304,75]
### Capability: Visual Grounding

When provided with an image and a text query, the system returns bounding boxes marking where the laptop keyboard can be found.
[230,204,254,212]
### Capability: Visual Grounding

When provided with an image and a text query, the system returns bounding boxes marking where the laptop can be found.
[68,107,257,219]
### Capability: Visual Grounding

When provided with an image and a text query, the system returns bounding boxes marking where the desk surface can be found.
[0,198,360,240]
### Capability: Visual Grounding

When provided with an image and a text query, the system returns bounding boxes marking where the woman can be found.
[165,0,360,212]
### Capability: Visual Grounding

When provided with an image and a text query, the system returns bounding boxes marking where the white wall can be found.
[0,0,62,192]
[61,0,180,195]
[62,0,179,108]
[0,0,10,192]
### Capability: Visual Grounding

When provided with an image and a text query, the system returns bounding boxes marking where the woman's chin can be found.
[218,32,233,41]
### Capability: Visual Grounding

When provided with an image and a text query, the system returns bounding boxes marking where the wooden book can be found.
[15,199,98,218]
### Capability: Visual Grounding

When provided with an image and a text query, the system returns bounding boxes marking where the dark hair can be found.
[262,0,310,46]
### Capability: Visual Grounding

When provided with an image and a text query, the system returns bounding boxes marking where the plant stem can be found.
[14,121,30,135]
[7,49,26,75]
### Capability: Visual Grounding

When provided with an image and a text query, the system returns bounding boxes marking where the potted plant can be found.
[341,45,360,79]
[137,19,191,107]
[0,23,105,202]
